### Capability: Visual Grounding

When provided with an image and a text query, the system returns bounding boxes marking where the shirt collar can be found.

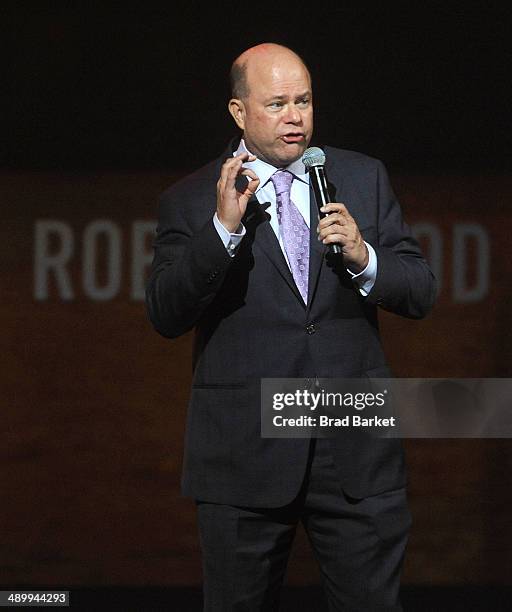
[234,139,309,191]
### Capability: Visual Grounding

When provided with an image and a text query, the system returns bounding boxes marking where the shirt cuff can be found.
[347,241,377,296]
[213,213,246,257]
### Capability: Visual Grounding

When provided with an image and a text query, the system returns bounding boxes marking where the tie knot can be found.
[270,170,294,196]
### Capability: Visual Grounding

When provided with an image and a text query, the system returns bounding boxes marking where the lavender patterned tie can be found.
[271,170,309,303]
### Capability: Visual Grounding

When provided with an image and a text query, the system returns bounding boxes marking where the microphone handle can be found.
[310,166,342,255]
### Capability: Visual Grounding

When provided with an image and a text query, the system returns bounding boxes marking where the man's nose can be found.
[284,104,301,124]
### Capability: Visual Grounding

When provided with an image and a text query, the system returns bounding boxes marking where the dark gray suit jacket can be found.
[146,141,436,506]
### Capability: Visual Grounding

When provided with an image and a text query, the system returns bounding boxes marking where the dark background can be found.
[3,4,511,173]
[2,4,512,611]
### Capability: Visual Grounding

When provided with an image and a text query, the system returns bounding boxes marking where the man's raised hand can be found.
[216,152,260,232]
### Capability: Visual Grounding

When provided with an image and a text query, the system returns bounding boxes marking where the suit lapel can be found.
[306,182,326,310]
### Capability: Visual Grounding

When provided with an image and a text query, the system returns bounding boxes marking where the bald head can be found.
[230,43,310,100]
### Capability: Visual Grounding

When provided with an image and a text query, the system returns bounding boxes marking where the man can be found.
[146,43,436,611]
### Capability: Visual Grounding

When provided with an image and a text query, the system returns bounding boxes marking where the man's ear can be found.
[228,98,245,130]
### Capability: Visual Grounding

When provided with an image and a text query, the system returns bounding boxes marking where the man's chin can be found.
[243,137,310,167]
[274,143,308,167]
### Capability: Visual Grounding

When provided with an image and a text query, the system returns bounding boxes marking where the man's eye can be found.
[298,98,310,106]
[269,102,283,108]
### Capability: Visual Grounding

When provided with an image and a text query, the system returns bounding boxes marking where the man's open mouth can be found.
[281,134,304,144]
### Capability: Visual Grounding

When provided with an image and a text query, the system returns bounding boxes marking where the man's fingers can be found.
[321,233,346,245]
[318,222,361,243]
[218,161,241,191]
[320,202,348,213]
[320,233,361,249]
[233,152,256,163]
[220,153,256,180]
[317,213,348,230]
[320,203,353,220]
[218,156,258,190]
[240,168,260,183]
[319,229,348,241]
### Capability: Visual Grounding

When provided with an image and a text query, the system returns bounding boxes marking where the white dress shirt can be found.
[213,139,377,296]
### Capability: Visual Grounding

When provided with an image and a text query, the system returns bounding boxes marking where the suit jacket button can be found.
[306,323,316,335]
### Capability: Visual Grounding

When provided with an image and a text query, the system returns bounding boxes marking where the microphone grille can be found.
[302,147,326,168]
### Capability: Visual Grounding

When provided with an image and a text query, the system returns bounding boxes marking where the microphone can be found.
[302,147,342,255]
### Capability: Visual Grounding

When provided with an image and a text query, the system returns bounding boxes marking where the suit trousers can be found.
[196,437,411,611]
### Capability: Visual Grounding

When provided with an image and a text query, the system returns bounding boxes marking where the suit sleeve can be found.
[364,161,437,319]
[145,186,235,338]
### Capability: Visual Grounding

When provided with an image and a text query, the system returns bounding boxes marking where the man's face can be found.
[230,55,313,167]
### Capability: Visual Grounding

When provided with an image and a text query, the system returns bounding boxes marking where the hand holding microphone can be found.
[302,147,369,273]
